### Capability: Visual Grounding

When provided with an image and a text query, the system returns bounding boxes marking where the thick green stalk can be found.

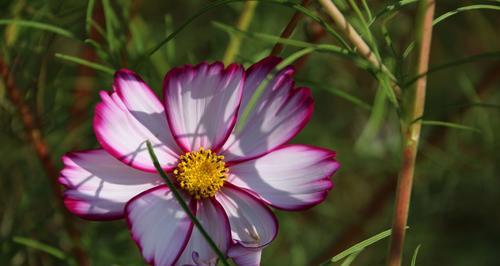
[387,1,435,266]
[223,1,258,64]
[146,141,229,266]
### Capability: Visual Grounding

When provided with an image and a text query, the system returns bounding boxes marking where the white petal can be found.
[216,185,277,248]
[229,145,338,210]
[222,58,313,162]
[126,186,194,266]
[163,62,244,151]
[228,245,262,266]
[94,70,181,172]
[177,199,231,266]
[59,149,163,220]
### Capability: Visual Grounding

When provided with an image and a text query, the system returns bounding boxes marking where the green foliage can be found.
[0,0,499,265]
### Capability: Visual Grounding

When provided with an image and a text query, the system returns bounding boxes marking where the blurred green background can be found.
[0,0,499,265]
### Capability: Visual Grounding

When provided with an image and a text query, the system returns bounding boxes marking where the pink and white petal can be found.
[177,199,231,266]
[221,62,313,162]
[237,56,282,119]
[228,245,262,266]
[59,149,164,220]
[216,185,277,248]
[94,90,181,172]
[163,62,245,152]
[228,145,339,211]
[113,69,181,158]
[126,186,194,266]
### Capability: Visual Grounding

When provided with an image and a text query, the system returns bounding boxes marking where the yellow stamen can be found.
[173,147,228,199]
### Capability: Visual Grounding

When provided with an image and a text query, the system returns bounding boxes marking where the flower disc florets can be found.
[174,147,228,199]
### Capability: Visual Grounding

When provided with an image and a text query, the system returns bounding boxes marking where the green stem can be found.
[387,1,435,266]
[146,141,230,266]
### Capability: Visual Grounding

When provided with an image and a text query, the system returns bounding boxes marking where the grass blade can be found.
[340,251,361,266]
[411,245,421,266]
[85,0,96,34]
[404,51,500,87]
[299,80,371,111]
[13,236,66,260]
[213,21,351,57]
[55,53,114,75]
[0,19,75,39]
[433,4,500,26]
[420,120,480,133]
[145,0,352,59]
[328,228,396,263]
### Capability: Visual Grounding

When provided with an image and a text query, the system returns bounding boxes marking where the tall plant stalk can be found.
[223,0,258,64]
[388,1,436,265]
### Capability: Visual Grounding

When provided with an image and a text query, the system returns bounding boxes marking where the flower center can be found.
[173,147,228,199]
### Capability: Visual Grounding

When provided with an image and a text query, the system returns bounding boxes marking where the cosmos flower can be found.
[59,56,340,266]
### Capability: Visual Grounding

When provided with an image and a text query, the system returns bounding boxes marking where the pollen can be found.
[174,147,228,199]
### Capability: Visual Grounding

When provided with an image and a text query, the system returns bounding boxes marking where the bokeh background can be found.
[1,0,499,265]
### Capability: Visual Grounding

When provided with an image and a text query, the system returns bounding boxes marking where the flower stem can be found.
[387,1,435,266]
[146,141,230,266]
[223,1,258,65]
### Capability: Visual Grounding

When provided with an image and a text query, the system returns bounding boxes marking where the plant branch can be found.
[318,0,401,97]
[270,0,311,56]
[388,1,435,266]
[145,141,229,266]
[223,1,258,64]
[0,58,89,266]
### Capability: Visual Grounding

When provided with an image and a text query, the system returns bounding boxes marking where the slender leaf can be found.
[85,0,96,34]
[55,53,115,75]
[300,80,371,111]
[340,251,361,266]
[433,5,500,26]
[404,5,500,57]
[145,0,352,59]
[13,236,66,260]
[0,19,75,39]
[369,0,418,26]
[329,228,395,263]
[411,245,421,266]
[421,120,480,133]
[404,51,500,87]
[213,21,352,57]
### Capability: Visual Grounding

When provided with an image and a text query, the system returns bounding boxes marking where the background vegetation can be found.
[0,0,499,265]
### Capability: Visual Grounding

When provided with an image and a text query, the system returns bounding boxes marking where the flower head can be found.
[59,57,340,266]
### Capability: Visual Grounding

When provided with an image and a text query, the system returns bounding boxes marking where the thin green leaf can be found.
[369,0,418,26]
[145,0,352,59]
[55,53,114,75]
[330,228,396,263]
[0,19,75,39]
[102,0,118,53]
[213,21,352,57]
[145,141,230,266]
[433,4,500,26]
[300,80,371,111]
[340,251,361,266]
[85,0,96,34]
[404,5,500,57]
[411,245,421,266]
[13,236,66,260]
[361,0,373,22]
[355,87,387,153]
[404,51,500,87]
[421,120,480,133]
[277,47,315,69]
